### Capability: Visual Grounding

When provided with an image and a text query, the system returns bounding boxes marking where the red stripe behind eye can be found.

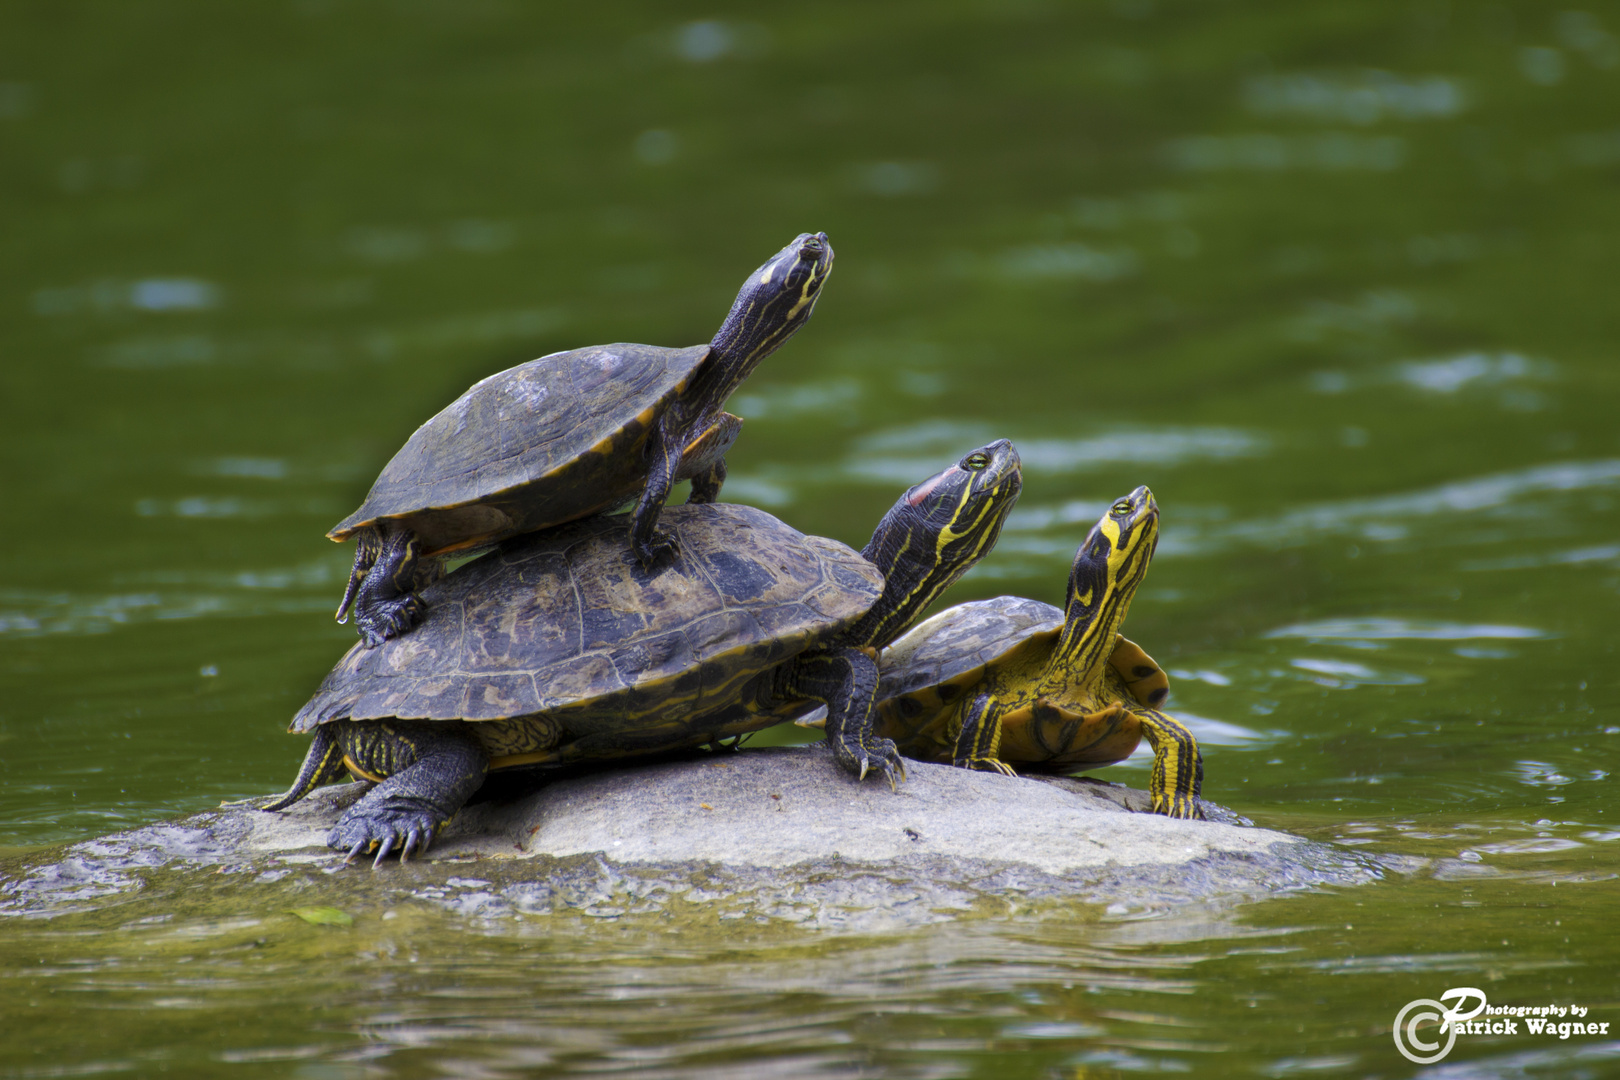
[906,468,957,506]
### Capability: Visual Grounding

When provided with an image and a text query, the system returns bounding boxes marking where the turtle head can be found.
[1058,485,1159,675]
[852,439,1023,648]
[708,232,834,375]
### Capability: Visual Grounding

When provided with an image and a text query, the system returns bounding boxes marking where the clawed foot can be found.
[328,805,442,868]
[953,756,1018,778]
[832,733,907,791]
[1151,792,1205,820]
[632,530,679,569]
[356,594,425,648]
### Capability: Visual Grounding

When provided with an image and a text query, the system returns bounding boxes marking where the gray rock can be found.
[2,746,1395,928]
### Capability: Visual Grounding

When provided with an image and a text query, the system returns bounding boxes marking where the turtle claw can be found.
[1153,794,1206,820]
[833,733,906,791]
[356,594,425,648]
[633,530,679,570]
[329,804,443,865]
[878,745,907,791]
[401,828,425,862]
[954,756,1018,778]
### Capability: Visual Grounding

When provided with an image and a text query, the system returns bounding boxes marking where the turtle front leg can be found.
[630,417,684,567]
[351,526,431,647]
[328,720,489,867]
[1129,706,1204,819]
[793,646,905,789]
[951,691,1017,776]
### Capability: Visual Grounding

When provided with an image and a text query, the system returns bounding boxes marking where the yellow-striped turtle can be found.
[870,485,1204,818]
[332,232,833,647]
[264,441,1022,864]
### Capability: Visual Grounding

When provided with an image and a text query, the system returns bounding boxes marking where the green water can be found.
[3,1,1618,1075]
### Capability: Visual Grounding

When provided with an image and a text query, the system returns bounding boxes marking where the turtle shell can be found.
[294,503,884,769]
[873,596,1169,765]
[329,342,713,555]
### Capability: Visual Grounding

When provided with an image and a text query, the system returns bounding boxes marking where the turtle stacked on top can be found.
[329,231,836,648]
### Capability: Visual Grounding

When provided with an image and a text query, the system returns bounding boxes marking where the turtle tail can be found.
[261,726,348,812]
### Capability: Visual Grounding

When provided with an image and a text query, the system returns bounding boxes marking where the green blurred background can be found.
[1,2,1616,1077]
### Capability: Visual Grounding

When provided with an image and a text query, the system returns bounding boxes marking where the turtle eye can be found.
[1110,499,1132,516]
[963,453,990,471]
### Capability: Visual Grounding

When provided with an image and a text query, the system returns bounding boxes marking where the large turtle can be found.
[264,441,1022,864]
[867,485,1205,818]
[332,231,833,647]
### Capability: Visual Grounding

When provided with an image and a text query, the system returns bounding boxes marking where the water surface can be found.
[2,2,1617,1076]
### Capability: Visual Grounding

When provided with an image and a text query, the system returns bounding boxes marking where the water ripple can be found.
[1165,133,1405,172]
[999,458,1620,573]
[1265,618,1549,642]
[1310,351,1556,397]
[0,578,335,637]
[1286,658,1424,689]
[850,422,1266,485]
[1244,70,1467,123]
[33,277,220,317]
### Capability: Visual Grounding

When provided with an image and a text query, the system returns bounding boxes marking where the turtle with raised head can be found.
[332,231,833,647]
[264,441,1022,864]
[869,485,1205,818]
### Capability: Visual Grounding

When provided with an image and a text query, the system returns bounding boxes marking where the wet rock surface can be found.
[2,746,1393,928]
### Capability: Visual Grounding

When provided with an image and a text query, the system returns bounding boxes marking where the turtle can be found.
[262,440,1023,865]
[331,231,834,648]
[867,485,1205,818]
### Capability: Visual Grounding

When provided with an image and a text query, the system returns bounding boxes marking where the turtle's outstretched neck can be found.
[701,231,833,408]
[631,231,835,566]
[1038,487,1157,701]
[849,440,1022,650]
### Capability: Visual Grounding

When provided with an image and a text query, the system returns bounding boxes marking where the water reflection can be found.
[1264,619,1549,641]
[1165,133,1406,172]
[344,219,516,263]
[851,422,1266,485]
[1129,459,1620,557]
[360,307,568,360]
[195,456,289,479]
[1243,70,1468,123]
[33,277,219,317]
[1311,351,1557,397]
[996,242,1140,281]
[0,563,339,637]
[1287,657,1424,689]
[845,161,941,198]
[7,0,1620,1073]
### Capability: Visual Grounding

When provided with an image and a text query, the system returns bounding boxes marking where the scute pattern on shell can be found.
[329,342,711,550]
[291,504,885,759]
[877,596,1063,701]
